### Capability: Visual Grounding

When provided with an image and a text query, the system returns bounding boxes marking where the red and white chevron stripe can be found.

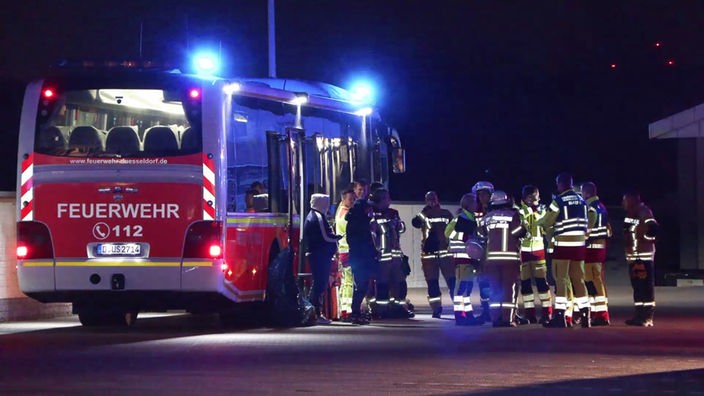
[202,153,216,220]
[20,154,34,221]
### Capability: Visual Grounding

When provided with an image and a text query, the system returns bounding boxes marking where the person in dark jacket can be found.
[303,194,341,325]
[344,196,380,325]
[411,191,454,318]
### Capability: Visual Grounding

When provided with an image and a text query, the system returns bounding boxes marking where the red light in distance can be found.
[654,42,662,48]
[42,88,55,99]
[610,63,617,69]
[189,89,201,99]
[667,59,675,66]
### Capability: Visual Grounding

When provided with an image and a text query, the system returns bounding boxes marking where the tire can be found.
[78,307,138,327]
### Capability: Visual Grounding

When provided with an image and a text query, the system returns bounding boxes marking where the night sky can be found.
[2,1,703,208]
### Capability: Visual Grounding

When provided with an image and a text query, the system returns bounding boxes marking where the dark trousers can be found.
[351,267,372,315]
[349,249,378,315]
[308,252,333,315]
[484,259,519,323]
[629,260,655,304]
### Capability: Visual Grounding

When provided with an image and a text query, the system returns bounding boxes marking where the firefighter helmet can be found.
[466,239,484,260]
[490,190,510,205]
[471,181,495,194]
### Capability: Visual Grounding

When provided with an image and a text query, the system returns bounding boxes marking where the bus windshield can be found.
[34,88,202,158]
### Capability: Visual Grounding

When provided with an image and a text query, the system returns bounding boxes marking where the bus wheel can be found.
[122,310,139,327]
[78,308,138,327]
[78,310,105,327]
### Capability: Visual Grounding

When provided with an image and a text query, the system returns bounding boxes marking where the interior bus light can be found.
[221,263,229,271]
[189,88,201,99]
[209,244,222,258]
[42,88,56,99]
[16,245,29,259]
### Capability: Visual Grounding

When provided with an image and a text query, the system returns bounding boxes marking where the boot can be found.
[371,302,389,319]
[641,306,654,327]
[625,306,644,326]
[539,306,553,324]
[591,311,610,326]
[464,313,483,326]
[479,300,491,323]
[580,307,591,328]
[390,302,414,319]
[543,309,567,328]
[454,311,466,326]
[524,307,538,324]
[432,306,443,319]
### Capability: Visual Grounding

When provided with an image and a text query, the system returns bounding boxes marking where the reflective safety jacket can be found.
[335,204,351,254]
[518,202,546,253]
[445,209,479,260]
[586,196,611,250]
[542,189,588,248]
[624,203,658,262]
[479,207,526,262]
[374,207,405,262]
[412,205,453,255]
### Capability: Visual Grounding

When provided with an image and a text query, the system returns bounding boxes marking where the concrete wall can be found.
[0,193,71,321]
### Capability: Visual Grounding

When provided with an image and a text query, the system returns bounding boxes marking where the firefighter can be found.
[472,181,495,323]
[516,185,552,324]
[581,182,612,326]
[478,191,526,327]
[370,188,413,319]
[623,191,658,327]
[542,173,590,328]
[411,191,455,318]
[303,194,342,325]
[344,194,379,325]
[445,193,483,326]
[335,187,357,320]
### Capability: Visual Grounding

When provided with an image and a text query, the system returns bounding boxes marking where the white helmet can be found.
[466,240,484,260]
[490,190,510,205]
[472,181,495,194]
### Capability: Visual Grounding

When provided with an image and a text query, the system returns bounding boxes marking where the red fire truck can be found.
[15,62,405,326]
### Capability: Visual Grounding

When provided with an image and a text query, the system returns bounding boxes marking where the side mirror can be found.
[392,148,406,174]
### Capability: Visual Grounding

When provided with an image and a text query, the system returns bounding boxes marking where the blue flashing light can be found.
[192,52,220,76]
[349,81,375,105]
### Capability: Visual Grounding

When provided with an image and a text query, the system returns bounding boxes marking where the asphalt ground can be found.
[0,266,703,396]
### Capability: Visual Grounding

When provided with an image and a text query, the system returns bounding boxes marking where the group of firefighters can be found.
[303,173,659,328]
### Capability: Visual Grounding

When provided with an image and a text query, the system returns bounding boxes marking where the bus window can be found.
[34,88,201,158]
[227,96,289,212]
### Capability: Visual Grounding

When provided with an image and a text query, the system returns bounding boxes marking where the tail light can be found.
[183,221,223,259]
[42,88,56,99]
[17,222,54,259]
[208,244,222,258]
[16,246,29,259]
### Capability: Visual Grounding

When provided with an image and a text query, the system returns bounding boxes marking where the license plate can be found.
[96,243,141,256]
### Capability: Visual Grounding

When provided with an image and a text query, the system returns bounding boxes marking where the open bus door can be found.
[262,127,316,326]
